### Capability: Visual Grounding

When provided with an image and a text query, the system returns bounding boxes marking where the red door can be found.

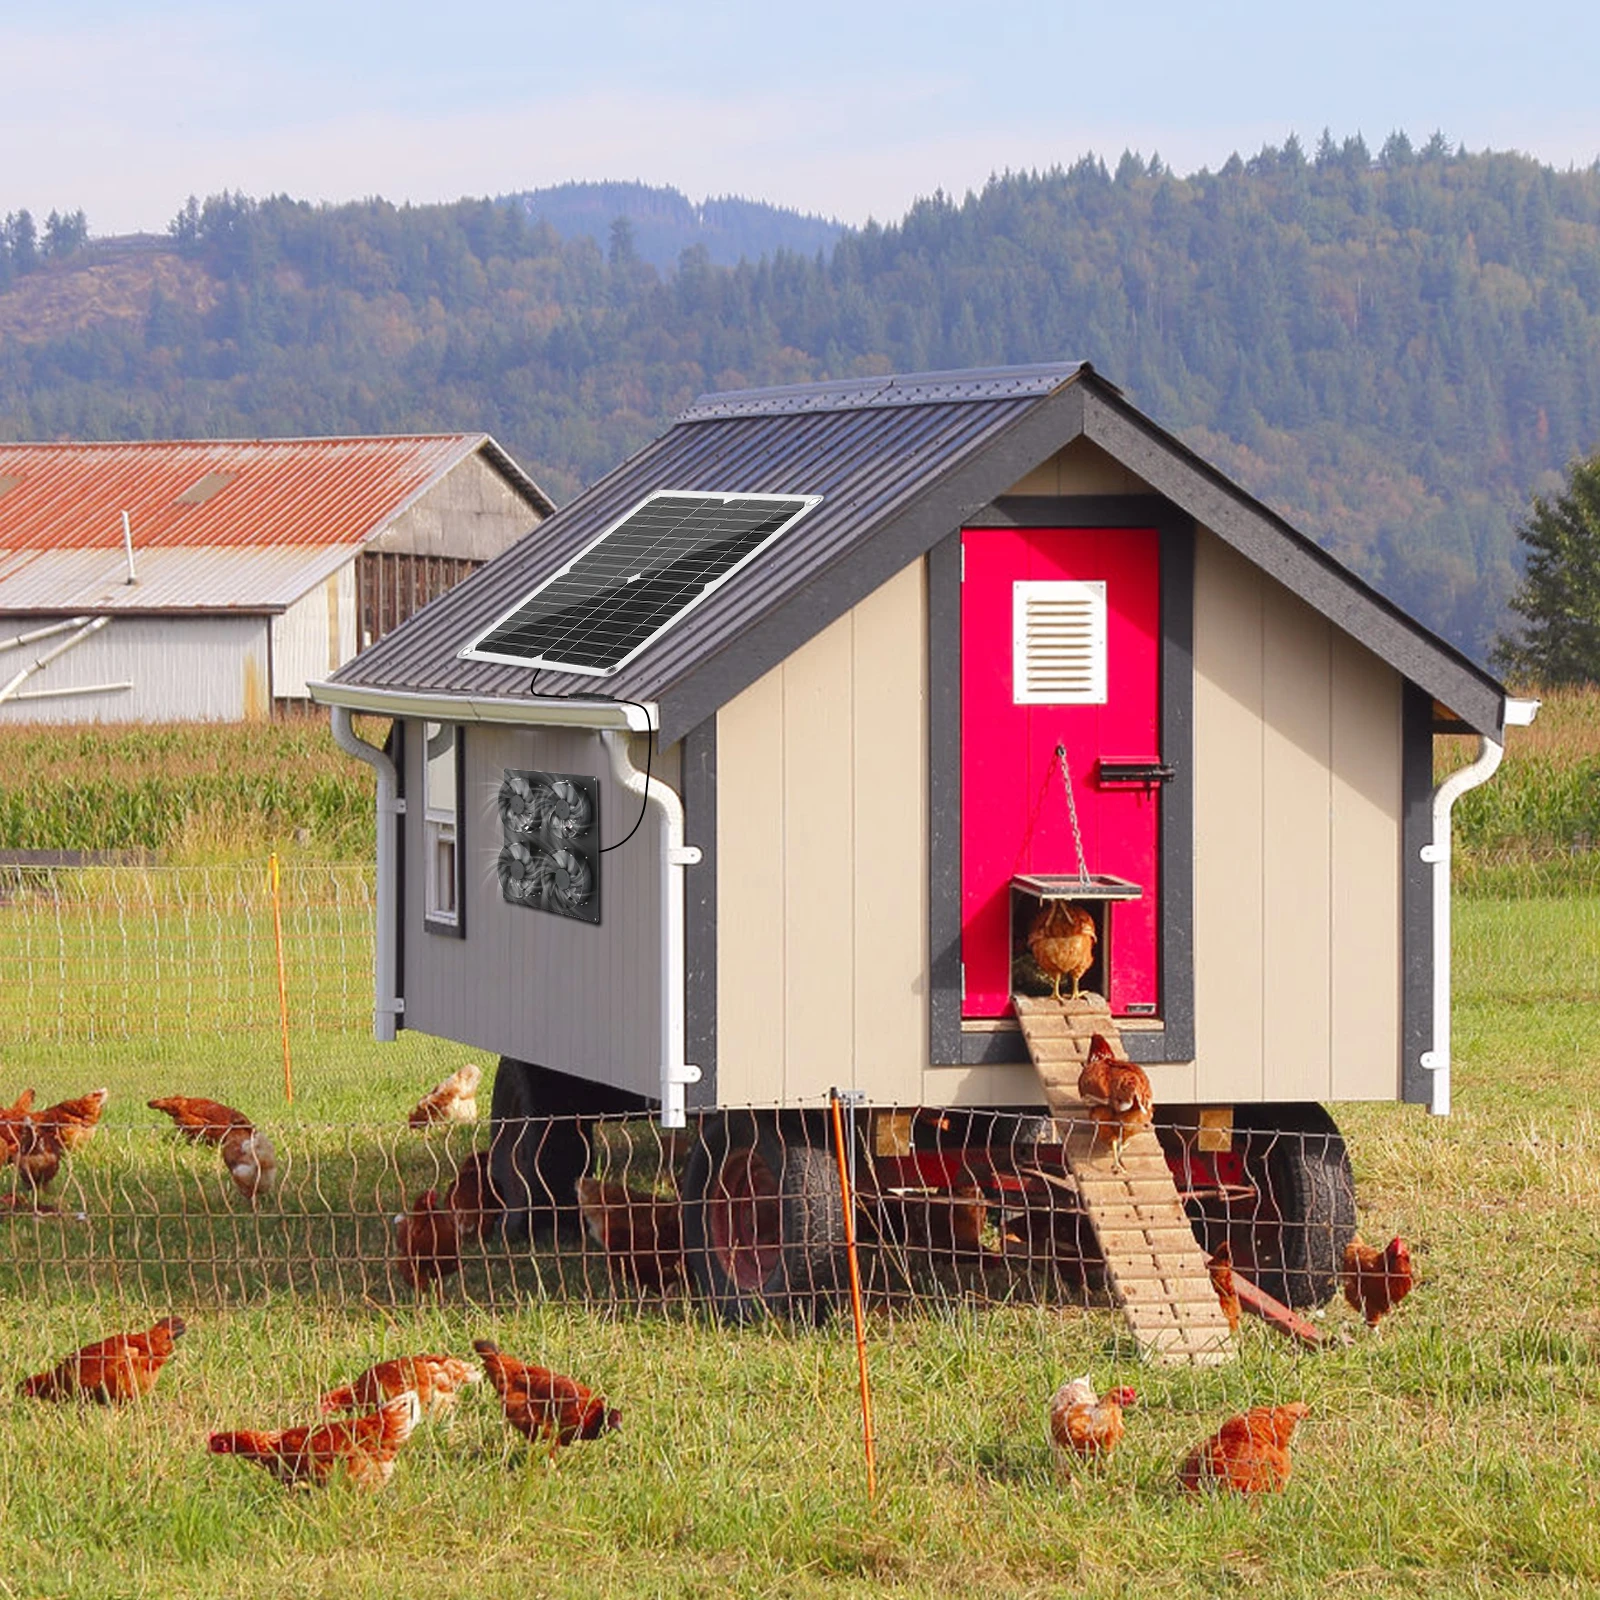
[960,526,1162,1019]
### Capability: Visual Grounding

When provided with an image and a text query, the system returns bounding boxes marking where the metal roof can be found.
[0,434,554,612]
[322,362,1513,741]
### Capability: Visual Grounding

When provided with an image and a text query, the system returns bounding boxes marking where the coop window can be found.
[1012,580,1107,704]
[423,721,465,936]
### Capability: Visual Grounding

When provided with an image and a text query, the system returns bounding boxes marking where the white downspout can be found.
[1419,697,1539,1115]
[330,706,404,1042]
[602,729,702,1130]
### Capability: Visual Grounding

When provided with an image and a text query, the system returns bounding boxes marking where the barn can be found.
[312,362,1535,1338]
[0,434,553,722]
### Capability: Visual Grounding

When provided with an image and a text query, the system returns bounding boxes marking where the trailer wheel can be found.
[682,1113,846,1323]
[1225,1104,1357,1308]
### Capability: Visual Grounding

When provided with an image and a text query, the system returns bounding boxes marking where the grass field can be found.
[0,892,1593,1599]
[0,694,1595,1597]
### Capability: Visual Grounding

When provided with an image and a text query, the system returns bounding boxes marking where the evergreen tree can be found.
[1494,455,1600,683]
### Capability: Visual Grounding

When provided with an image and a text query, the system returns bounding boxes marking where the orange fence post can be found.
[269,852,294,1105]
[829,1089,877,1502]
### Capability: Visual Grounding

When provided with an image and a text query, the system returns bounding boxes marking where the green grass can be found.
[0,897,1594,1597]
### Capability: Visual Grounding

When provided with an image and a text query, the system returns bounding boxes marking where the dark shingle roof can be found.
[326,362,1511,742]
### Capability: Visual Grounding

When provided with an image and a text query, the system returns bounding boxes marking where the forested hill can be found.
[4,137,1600,662]
[507,182,844,270]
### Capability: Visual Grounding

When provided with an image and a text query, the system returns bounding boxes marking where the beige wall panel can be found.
[370,453,543,561]
[401,722,669,1100]
[715,665,787,1106]
[1191,535,1268,1100]
[781,613,857,1101]
[850,561,928,1103]
[1261,584,1334,1101]
[1329,634,1404,1099]
[1004,438,1150,497]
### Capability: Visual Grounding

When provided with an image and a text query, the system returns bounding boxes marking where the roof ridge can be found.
[679,361,1092,421]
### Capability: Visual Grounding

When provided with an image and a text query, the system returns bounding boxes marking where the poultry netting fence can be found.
[0,861,1377,1344]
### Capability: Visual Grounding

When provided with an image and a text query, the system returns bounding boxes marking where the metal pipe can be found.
[0,615,109,704]
[330,705,404,1042]
[7,680,133,701]
[0,616,95,655]
[121,510,137,584]
[602,729,702,1129]
[1419,697,1539,1115]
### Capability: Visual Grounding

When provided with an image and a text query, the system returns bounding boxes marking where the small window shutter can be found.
[1012,580,1108,705]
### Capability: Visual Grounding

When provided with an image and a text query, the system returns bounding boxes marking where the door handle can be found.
[1096,760,1176,786]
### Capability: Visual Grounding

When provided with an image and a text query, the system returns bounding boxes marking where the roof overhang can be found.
[307,678,656,731]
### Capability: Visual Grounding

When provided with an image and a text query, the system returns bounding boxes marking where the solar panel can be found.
[460,490,821,676]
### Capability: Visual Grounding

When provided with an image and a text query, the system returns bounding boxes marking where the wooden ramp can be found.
[1013,994,1235,1366]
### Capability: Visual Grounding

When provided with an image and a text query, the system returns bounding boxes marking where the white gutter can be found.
[1418,696,1540,1115]
[309,679,655,732]
[601,728,702,1130]
[329,706,404,1042]
[0,615,110,705]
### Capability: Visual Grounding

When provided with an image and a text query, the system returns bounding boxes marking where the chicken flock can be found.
[5,1055,1416,1501]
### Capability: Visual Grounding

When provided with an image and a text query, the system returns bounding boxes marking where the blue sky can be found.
[7,0,1600,235]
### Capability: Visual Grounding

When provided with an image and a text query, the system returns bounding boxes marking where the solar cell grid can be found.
[461,490,819,675]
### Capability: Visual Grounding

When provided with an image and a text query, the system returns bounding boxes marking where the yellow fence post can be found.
[269,852,294,1105]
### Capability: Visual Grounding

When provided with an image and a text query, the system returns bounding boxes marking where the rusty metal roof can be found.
[324,362,1512,742]
[0,434,553,612]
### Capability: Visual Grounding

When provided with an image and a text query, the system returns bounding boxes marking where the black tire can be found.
[681,1112,846,1323]
[1234,1104,1357,1308]
[488,1059,644,1241]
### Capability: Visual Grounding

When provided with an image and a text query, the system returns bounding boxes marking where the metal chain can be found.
[1055,743,1091,882]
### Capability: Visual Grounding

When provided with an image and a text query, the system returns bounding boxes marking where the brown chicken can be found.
[473,1339,619,1454]
[408,1062,482,1129]
[20,1315,186,1402]
[1208,1241,1243,1335]
[872,1181,991,1258]
[319,1354,481,1418]
[221,1124,277,1202]
[1178,1402,1309,1495]
[208,1391,420,1489]
[446,1149,503,1243]
[1076,1033,1154,1171]
[13,1117,65,1195]
[0,1087,35,1161]
[148,1095,252,1144]
[1341,1235,1415,1327]
[1027,901,1097,1002]
[1048,1376,1138,1465]
[34,1088,108,1151]
[575,1176,688,1293]
[396,1189,461,1293]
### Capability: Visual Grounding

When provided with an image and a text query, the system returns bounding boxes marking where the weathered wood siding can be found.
[715,561,929,1106]
[369,451,541,561]
[399,719,669,1100]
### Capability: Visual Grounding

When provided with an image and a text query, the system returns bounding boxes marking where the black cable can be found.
[523,675,653,853]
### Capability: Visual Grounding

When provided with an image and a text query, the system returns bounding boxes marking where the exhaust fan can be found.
[496,770,600,924]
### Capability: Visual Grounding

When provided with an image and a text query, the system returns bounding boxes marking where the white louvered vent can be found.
[1012,580,1107,705]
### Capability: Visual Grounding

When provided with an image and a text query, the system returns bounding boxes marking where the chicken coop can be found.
[312,363,1535,1354]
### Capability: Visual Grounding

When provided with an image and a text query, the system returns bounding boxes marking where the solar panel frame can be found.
[459,489,822,677]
